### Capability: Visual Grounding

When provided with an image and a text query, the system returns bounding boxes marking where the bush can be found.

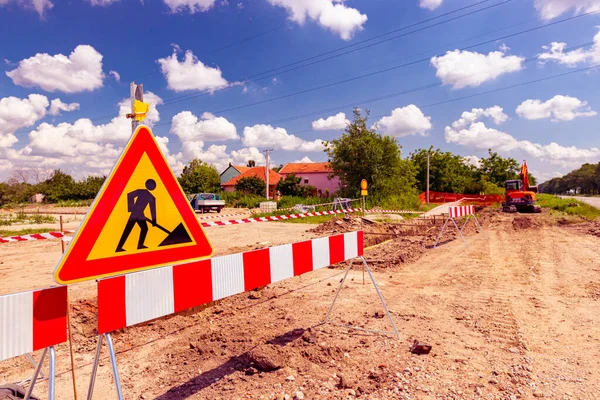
[537,194,600,219]
[235,176,266,196]
[221,192,264,208]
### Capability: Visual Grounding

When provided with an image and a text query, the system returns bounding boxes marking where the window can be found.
[304,179,309,184]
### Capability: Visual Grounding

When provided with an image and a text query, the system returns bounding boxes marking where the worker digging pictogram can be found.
[115,178,192,253]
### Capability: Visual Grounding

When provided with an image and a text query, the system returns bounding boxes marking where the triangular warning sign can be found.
[54,125,213,284]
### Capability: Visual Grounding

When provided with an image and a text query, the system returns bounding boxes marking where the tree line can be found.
[540,163,600,194]
[1,108,535,208]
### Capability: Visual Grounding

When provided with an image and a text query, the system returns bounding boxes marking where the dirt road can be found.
[1,213,599,399]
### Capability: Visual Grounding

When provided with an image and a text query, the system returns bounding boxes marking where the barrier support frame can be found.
[87,333,123,400]
[323,256,400,340]
[24,346,56,400]
[433,212,487,250]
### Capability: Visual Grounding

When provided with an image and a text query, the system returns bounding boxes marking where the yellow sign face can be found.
[361,189,368,196]
[88,153,196,260]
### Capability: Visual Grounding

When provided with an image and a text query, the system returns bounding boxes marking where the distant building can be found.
[28,193,46,203]
[221,166,283,199]
[279,162,340,197]
[219,164,251,185]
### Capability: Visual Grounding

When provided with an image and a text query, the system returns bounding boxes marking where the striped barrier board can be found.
[199,208,362,228]
[449,205,474,218]
[0,286,67,361]
[366,209,425,214]
[0,230,74,244]
[97,231,364,334]
[196,212,251,220]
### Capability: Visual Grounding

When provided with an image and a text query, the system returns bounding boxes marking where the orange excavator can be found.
[502,160,541,213]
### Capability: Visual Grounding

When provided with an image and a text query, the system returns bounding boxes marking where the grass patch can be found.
[0,227,57,237]
[55,199,93,207]
[537,194,600,219]
[0,212,57,226]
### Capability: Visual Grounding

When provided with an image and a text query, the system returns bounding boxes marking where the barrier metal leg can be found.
[48,346,56,400]
[25,353,46,378]
[87,334,123,400]
[433,218,450,248]
[324,257,400,340]
[87,335,103,400]
[473,215,488,239]
[451,218,469,250]
[459,214,471,234]
[106,333,124,400]
[24,347,47,400]
[324,260,353,322]
[360,257,400,340]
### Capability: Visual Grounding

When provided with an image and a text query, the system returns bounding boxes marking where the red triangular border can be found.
[54,126,213,284]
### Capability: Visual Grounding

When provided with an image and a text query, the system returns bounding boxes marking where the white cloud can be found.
[163,0,216,13]
[294,156,314,163]
[312,112,349,130]
[169,111,238,160]
[230,147,266,166]
[445,106,600,168]
[88,0,119,5]
[534,0,600,20]
[109,70,121,82]
[0,94,49,148]
[419,0,442,11]
[0,0,53,17]
[463,155,481,168]
[431,49,524,89]
[516,95,597,121]
[242,124,325,152]
[158,49,229,92]
[6,45,104,93]
[49,99,80,116]
[373,105,432,137]
[267,0,367,40]
[538,29,600,67]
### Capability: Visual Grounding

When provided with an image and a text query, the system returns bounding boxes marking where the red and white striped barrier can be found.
[196,212,251,220]
[200,208,362,228]
[0,286,67,361]
[366,209,425,214]
[449,205,474,218]
[97,231,363,334]
[0,230,74,244]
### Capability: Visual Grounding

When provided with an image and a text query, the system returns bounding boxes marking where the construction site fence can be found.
[419,191,503,205]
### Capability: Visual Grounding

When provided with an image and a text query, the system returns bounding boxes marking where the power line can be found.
[168,13,598,117]
[159,0,514,108]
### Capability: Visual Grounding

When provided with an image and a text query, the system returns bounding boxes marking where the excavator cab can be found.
[502,161,542,213]
[505,180,522,192]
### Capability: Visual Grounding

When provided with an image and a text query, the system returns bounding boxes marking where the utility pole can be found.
[426,149,430,204]
[264,149,273,200]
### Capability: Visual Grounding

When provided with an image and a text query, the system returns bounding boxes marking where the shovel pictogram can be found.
[146,218,193,247]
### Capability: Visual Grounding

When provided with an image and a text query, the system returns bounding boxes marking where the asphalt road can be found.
[560,196,600,209]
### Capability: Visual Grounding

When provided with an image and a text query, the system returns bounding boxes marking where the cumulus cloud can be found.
[445,106,600,168]
[230,147,266,166]
[6,45,104,93]
[463,155,481,168]
[312,112,349,130]
[516,95,596,121]
[373,105,432,137]
[267,0,367,40]
[109,70,121,82]
[163,0,216,13]
[431,49,524,89]
[0,94,49,148]
[242,124,325,152]
[0,0,53,17]
[158,49,229,92]
[538,29,600,67]
[171,111,238,142]
[534,0,600,20]
[419,0,443,11]
[294,156,314,163]
[49,99,80,116]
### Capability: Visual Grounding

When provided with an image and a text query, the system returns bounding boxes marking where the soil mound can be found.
[512,215,541,230]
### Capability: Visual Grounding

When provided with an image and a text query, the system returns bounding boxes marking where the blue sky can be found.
[1,0,600,183]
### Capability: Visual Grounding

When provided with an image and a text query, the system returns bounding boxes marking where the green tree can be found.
[247,160,256,167]
[235,176,266,196]
[42,170,76,202]
[178,159,220,194]
[478,150,520,187]
[410,148,479,194]
[276,173,303,196]
[74,176,106,200]
[272,164,284,173]
[325,109,418,206]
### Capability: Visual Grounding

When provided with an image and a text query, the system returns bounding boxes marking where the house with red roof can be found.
[221,166,283,199]
[279,162,340,197]
[219,163,251,185]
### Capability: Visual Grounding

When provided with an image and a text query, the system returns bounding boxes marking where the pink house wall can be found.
[280,172,340,195]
